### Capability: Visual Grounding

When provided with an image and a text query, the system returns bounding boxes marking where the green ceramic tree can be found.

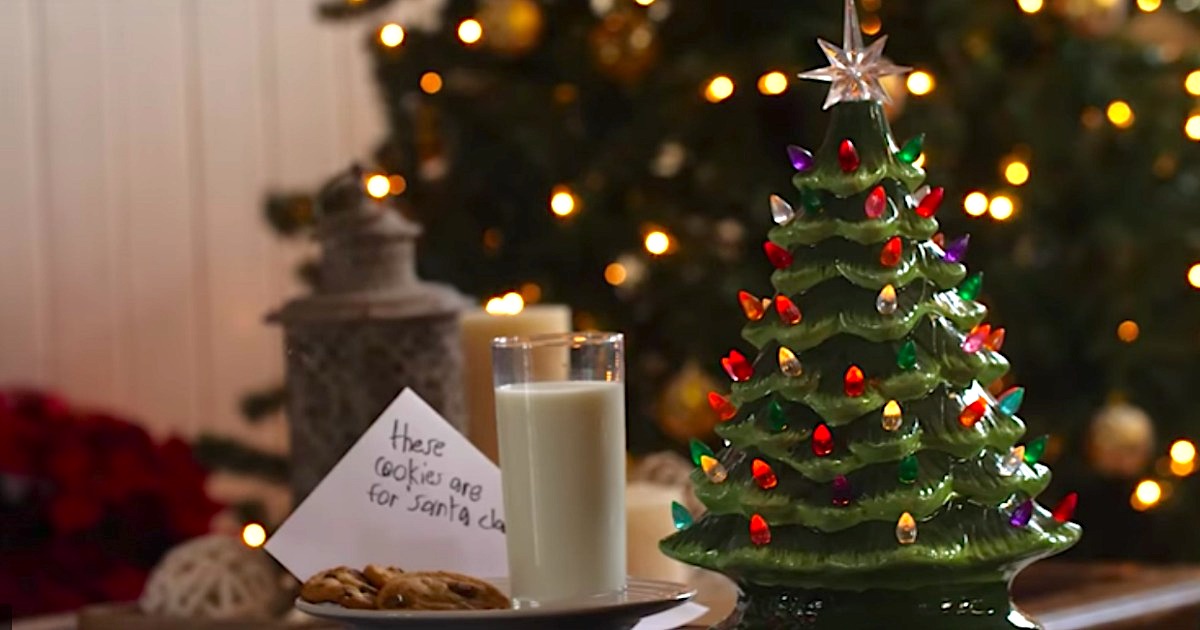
[659,2,1081,628]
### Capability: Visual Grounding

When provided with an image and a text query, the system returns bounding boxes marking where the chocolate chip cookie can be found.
[300,566,378,610]
[375,571,510,611]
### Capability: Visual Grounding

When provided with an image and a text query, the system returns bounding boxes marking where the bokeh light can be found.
[644,231,672,255]
[907,71,935,96]
[705,76,735,103]
[458,19,483,44]
[242,523,267,548]
[379,23,405,48]
[758,72,789,96]
[365,174,391,198]
[964,192,990,217]
[1107,100,1134,128]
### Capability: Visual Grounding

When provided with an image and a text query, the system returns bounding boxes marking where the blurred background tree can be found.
[254,0,1200,560]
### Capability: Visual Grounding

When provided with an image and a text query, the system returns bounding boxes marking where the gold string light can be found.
[365,174,392,198]
[458,19,484,45]
[1132,479,1163,510]
[379,23,405,47]
[1137,0,1162,11]
[705,76,735,103]
[906,71,935,96]
[1186,114,1200,141]
[758,72,788,96]
[644,230,672,255]
[242,523,267,548]
[1107,100,1135,129]
[1187,263,1200,289]
[1017,0,1044,13]
[550,185,578,217]
[605,263,628,286]
[964,191,989,217]
[420,72,444,94]
[1117,320,1140,343]
[1004,158,1030,186]
[989,195,1015,221]
[1187,70,1200,95]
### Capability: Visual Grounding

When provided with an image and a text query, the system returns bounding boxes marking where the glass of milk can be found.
[492,332,626,607]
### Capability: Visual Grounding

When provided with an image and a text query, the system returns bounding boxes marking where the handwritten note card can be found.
[266,388,508,580]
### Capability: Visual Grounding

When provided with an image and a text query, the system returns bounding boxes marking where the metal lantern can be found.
[271,166,467,502]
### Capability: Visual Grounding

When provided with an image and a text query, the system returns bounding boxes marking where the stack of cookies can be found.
[300,565,511,612]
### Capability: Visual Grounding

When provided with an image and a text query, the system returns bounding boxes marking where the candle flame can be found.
[485,292,526,316]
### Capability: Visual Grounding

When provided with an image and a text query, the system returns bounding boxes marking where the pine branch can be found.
[194,434,290,485]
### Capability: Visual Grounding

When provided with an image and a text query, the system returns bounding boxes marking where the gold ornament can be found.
[478,0,544,56]
[1087,401,1155,479]
[589,6,659,85]
[657,362,722,443]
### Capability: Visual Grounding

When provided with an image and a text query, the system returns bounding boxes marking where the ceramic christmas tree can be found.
[659,2,1081,628]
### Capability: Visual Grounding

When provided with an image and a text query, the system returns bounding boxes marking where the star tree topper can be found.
[799,0,912,109]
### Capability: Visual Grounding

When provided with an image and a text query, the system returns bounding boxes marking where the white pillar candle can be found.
[625,482,692,584]
[460,303,571,462]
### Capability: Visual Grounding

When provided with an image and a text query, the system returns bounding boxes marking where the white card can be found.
[266,388,508,579]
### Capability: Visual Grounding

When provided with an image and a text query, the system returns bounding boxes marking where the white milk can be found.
[494,380,627,604]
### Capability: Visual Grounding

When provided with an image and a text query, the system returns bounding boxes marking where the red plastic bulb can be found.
[1053,492,1078,524]
[752,459,778,490]
[812,423,834,457]
[985,328,1007,351]
[864,186,887,219]
[721,350,754,382]
[831,475,853,506]
[931,232,946,248]
[763,241,794,269]
[738,291,767,321]
[915,186,945,218]
[838,139,861,173]
[774,294,802,325]
[707,392,737,421]
[844,365,866,397]
[749,514,771,546]
[959,397,987,428]
[880,237,903,268]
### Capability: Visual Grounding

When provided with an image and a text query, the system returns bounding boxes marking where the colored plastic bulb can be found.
[985,328,1007,351]
[897,340,918,370]
[876,284,898,315]
[943,234,971,263]
[844,365,866,397]
[959,397,987,428]
[896,512,918,545]
[770,194,796,225]
[707,391,737,422]
[915,186,945,218]
[787,145,815,172]
[690,438,715,467]
[898,454,919,484]
[838,139,861,172]
[999,446,1026,477]
[767,400,788,432]
[775,294,802,325]
[738,291,767,321]
[749,514,771,546]
[882,400,903,431]
[1024,436,1048,465]
[721,350,753,382]
[812,423,834,457]
[958,273,984,301]
[896,134,925,165]
[880,237,903,267]
[672,501,693,530]
[831,475,852,506]
[752,459,778,490]
[1053,493,1078,524]
[961,324,991,354]
[700,455,728,484]
[1010,500,1034,528]
[800,188,823,212]
[865,186,887,219]
[931,232,946,248]
[998,387,1026,416]
[764,241,794,269]
[778,347,803,377]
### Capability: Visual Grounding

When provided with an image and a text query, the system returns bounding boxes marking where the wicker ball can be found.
[1088,403,1155,479]
[140,535,288,620]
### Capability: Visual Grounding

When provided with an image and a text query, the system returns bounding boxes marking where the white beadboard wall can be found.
[0,0,386,455]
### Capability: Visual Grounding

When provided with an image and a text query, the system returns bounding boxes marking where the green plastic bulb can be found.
[800,188,823,212]
[767,400,789,432]
[897,340,918,371]
[896,134,926,165]
[898,454,919,484]
[1024,436,1048,465]
[690,438,715,467]
[671,501,693,530]
[958,273,984,301]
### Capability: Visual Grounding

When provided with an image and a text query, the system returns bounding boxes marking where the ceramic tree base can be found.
[714,582,1039,630]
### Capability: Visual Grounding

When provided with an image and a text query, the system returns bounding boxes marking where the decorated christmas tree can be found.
[660,2,1081,627]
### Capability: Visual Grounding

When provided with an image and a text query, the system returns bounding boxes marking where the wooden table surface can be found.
[15,562,1200,630]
